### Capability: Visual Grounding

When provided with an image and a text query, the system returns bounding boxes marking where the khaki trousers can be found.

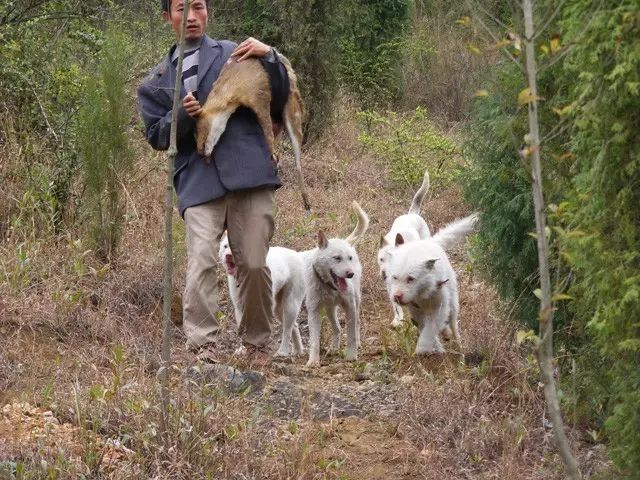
[182,188,275,350]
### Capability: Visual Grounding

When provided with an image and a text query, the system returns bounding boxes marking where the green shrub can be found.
[76,28,133,260]
[357,107,458,188]
[559,0,640,474]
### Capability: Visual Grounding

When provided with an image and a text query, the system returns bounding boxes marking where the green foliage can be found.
[357,107,458,188]
[76,28,133,260]
[336,0,410,107]
[460,65,542,328]
[558,0,640,474]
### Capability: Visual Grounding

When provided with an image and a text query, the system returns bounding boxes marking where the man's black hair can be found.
[161,0,210,13]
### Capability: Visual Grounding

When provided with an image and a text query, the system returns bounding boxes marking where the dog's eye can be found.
[392,275,398,280]
[407,276,415,283]
[333,256,342,261]
[379,257,384,263]
[348,256,353,261]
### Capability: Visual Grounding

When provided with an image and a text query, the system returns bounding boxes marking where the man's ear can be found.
[162,10,170,22]
[317,230,328,249]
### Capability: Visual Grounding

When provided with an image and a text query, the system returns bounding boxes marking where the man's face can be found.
[163,0,208,41]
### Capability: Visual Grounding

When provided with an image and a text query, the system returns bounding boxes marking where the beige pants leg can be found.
[226,188,275,348]
[183,199,226,350]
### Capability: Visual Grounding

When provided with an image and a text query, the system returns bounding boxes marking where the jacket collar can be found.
[158,35,221,102]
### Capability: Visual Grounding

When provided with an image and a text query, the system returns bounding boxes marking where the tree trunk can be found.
[159,0,191,448]
[521,1,581,478]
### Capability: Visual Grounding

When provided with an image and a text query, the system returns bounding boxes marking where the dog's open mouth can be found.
[330,270,348,292]
[224,254,237,276]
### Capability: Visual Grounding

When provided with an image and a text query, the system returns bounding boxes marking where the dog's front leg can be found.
[344,298,359,361]
[306,303,323,367]
[414,314,444,355]
[275,296,303,358]
[388,283,404,327]
[228,276,243,328]
[327,305,341,353]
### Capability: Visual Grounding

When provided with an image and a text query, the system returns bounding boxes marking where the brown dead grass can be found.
[0,102,613,479]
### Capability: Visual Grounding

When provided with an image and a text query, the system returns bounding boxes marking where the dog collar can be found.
[437,279,449,288]
[313,265,337,291]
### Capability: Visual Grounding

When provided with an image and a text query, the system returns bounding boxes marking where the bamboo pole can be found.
[521,1,581,478]
[159,0,191,448]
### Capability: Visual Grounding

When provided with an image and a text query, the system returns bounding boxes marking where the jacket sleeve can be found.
[137,81,196,151]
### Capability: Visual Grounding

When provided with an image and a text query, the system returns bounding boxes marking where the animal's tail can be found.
[408,168,430,215]
[345,201,370,246]
[432,213,479,250]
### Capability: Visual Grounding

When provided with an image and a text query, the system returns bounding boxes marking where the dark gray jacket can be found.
[137,35,282,216]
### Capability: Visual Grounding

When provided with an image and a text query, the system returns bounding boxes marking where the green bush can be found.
[357,107,458,188]
[76,28,133,260]
[559,0,640,474]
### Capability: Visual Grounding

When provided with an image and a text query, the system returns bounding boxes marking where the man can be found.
[138,0,288,366]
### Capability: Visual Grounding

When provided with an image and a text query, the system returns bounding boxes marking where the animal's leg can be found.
[204,108,234,157]
[305,305,322,367]
[284,99,311,211]
[255,107,275,157]
[275,292,303,358]
[388,283,404,327]
[327,305,341,353]
[415,315,444,355]
[228,278,242,328]
[292,322,304,355]
[345,299,359,361]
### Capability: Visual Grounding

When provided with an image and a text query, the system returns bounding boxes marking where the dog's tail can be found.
[408,168,430,215]
[345,201,370,246]
[432,213,479,250]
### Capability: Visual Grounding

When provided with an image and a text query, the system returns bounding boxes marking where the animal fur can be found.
[300,201,369,367]
[377,169,431,327]
[196,54,311,210]
[218,233,305,357]
[386,214,478,355]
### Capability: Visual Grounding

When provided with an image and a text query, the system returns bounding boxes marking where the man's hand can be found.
[183,92,202,118]
[231,37,272,62]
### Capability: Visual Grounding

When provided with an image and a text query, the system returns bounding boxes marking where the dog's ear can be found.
[395,233,405,247]
[379,235,388,248]
[317,230,328,249]
[424,258,438,270]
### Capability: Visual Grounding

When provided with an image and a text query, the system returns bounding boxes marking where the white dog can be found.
[218,234,305,357]
[378,169,431,327]
[386,214,478,355]
[300,202,369,367]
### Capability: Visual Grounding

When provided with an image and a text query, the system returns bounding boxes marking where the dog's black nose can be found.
[346,271,354,279]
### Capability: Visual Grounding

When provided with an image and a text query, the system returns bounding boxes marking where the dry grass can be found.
[0,102,613,479]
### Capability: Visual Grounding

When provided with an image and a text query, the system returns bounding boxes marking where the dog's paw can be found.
[273,349,292,358]
[391,319,402,328]
[344,348,358,361]
[305,358,321,368]
[415,346,444,356]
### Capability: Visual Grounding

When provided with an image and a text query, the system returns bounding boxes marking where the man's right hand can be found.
[183,92,202,118]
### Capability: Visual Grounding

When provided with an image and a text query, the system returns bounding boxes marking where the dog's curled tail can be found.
[345,201,370,246]
[408,168,430,215]
[432,213,479,250]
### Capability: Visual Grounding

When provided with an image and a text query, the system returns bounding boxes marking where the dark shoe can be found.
[237,343,272,367]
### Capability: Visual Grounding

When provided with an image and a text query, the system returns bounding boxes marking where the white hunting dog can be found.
[386,214,478,355]
[218,234,305,357]
[378,169,431,327]
[300,202,369,367]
